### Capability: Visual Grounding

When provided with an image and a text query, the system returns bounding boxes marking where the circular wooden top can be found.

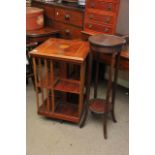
[26,7,44,15]
[89,34,126,47]
[26,27,60,38]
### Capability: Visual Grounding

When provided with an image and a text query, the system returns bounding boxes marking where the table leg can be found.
[32,58,40,112]
[50,61,55,112]
[94,53,100,98]
[79,52,92,127]
[103,53,115,139]
[79,61,86,117]
[111,52,121,122]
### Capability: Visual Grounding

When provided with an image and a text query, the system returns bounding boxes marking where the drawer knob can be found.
[104,28,109,32]
[65,14,70,20]
[65,29,70,35]
[56,12,59,16]
[88,24,93,29]
[104,17,111,23]
[107,4,112,11]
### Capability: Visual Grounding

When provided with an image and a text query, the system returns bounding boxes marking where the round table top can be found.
[26,27,60,38]
[26,7,44,15]
[89,34,126,47]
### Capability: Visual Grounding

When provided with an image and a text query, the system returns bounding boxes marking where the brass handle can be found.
[56,12,59,16]
[88,24,93,29]
[107,4,112,11]
[89,14,94,19]
[104,17,111,23]
[65,14,70,20]
[65,29,70,35]
[104,28,109,32]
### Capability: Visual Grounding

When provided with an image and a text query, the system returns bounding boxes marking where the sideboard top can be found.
[32,0,84,12]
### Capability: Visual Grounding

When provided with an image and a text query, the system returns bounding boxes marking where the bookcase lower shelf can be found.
[38,99,80,123]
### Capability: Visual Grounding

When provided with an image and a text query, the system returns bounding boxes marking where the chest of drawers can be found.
[84,0,120,35]
[55,8,83,27]
[32,1,84,39]
[54,7,83,39]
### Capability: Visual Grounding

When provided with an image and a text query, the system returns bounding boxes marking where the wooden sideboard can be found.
[31,0,129,71]
[32,1,84,39]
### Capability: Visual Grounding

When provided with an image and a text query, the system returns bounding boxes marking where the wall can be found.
[105,0,129,88]
[116,0,129,88]
[116,0,129,35]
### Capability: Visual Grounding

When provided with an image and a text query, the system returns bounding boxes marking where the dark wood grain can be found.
[81,31,129,71]
[89,99,112,114]
[89,34,126,47]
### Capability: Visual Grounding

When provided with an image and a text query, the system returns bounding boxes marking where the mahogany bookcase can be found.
[30,38,89,123]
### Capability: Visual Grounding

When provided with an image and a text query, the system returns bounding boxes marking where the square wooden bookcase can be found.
[30,38,89,123]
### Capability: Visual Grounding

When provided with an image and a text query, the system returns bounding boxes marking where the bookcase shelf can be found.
[54,78,80,94]
[38,99,79,123]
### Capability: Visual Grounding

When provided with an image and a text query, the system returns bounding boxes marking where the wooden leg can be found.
[94,53,99,99]
[111,53,120,123]
[32,58,40,111]
[50,61,55,112]
[29,55,36,90]
[79,52,92,127]
[103,53,115,139]
[79,61,86,117]
[38,58,45,110]
[31,75,35,90]
[103,114,108,139]
[44,59,50,111]
[111,109,117,123]
[26,78,29,85]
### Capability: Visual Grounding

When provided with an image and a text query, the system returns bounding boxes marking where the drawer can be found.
[87,0,118,12]
[55,8,83,27]
[84,22,114,34]
[53,22,82,39]
[85,9,116,25]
